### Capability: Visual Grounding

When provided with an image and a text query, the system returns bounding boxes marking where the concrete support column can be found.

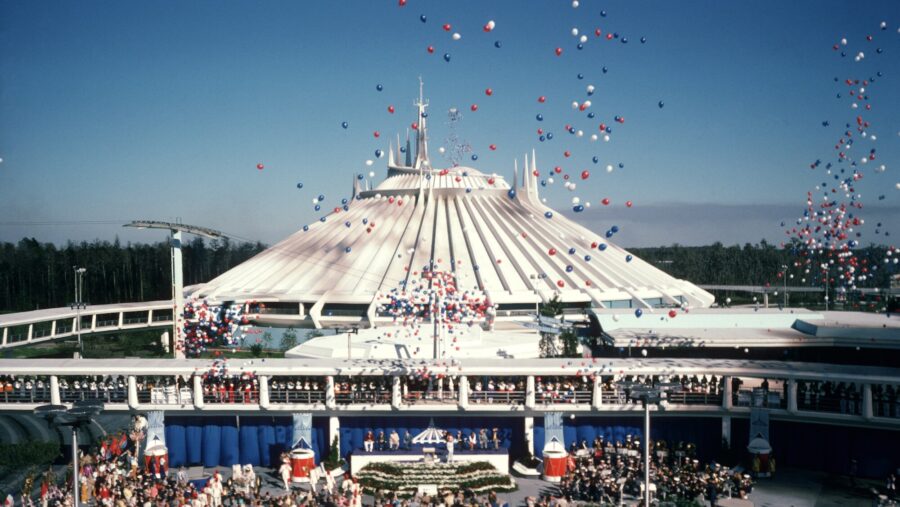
[50,376,61,405]
[525,375,536,410]
[458,375,469,410]
[193,375,205,409]
[722,376,733,410]
[721,416,732,447]
[524,416,535,456]
[27,324,33,342]
[863,384,873,420]
[328,416,340,454]
[259,375,270,410]
[325,376,336,410]
[787,379,798,414]
[592,376,603,409]
[1,327,7,346]
[127,376,139,409]
[51,321,57,337]
[118,312,124,328]
[391,376,401,409]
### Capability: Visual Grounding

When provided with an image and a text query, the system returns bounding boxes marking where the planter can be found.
[512,460,541,477]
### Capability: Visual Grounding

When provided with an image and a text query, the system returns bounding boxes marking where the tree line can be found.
[0,237,265,312]
[0,237,894,313]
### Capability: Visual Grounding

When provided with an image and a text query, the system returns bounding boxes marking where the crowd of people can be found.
[557,436,753,505]
[269,377,325,404]
[797,380,863,415]
[335,378,392,404]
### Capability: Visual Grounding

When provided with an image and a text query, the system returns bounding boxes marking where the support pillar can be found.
[524,416,535,456]
[592,376,603,409]
[118,312,124,328]
[722,376,733,410]
[171,230,186,359]
[51,321,57,337]
[721,416,732,447]
[259,375,270,410]
[193,375,204,409]
[763,292,769,308]
[458,375,469,410]
[862,384,873,420]
[391,376,401,409]
[1,327,6,346]
[325,376,336,410]
[787,379,798,414]
[127,376,138,409]
[525,375,536,409]
[27,324,33,342]
[50,376,61,406]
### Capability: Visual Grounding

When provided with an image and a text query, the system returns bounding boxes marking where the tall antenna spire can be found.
[413,76,430,170]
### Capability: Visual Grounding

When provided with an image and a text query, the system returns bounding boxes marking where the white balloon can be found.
[365,160,374,166]
[568,183,576,191]
[438,146,446,154]
[548,177,554,184]
[586,85,595,93]
[572,197,580,204]
[571,28,579,37]
[369,171,376,178]
[571,101,579,109]
[452,33,462,41]
[606,164,613,173]
[583,100,591,108]
[603,134,610,142]
[486,20,496,30]
[579,35,588,43]
[576,130,583,137]
[572,0,579,7]
[584,201,591,208]
[590,134,598,141]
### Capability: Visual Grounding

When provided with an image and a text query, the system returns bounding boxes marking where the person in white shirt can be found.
[278,461,292,491]
[445,433,455,463]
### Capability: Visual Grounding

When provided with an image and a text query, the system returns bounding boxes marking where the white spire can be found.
[388,140,395,167]
[413,76,430,170]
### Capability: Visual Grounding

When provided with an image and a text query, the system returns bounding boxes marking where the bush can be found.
[0,440,60,475]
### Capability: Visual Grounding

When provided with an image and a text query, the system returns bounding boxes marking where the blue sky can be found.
[0,0,897,247]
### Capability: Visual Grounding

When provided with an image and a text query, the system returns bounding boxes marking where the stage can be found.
[349,446,509,476]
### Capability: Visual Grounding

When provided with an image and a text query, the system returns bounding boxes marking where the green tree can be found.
[280,328,298,350]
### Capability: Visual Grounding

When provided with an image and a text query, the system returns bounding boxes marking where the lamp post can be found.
[781,264,788,308]
[35,400,103,507]
[71,267,87,357]
[616,380,680,507]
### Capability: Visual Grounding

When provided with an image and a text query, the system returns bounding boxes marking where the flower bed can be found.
[357,461,516,495]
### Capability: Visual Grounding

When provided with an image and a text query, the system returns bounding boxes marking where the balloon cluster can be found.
[781,21,897,293]
[180,301,248,357]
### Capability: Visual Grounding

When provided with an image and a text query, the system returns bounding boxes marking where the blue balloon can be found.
[443,53,451,62]
[539,135,545,142]
[605,230,613,238]
[602,66,608,74]
[314,204,321,211]
[658,100,664,108]
[302,225,309,232]
[618,163,624,169]
[544,211,553,219]
[507,189,517,199]
[568,248,576,255]
[400,146,406,153]
[641,36,647,43]
[565,265,574,272]
[577,73,584,80]
[320,217,327,222]
[297,182,304,189]
[600,10,607,16]
[419,14,427,22]
[540,180,547,187]
[592,156,599,163]
[587,112,595,118]
[584,255,591,262]
[494,40,502,48]
[634,309,642,317]
[341,198,348,204]
[344,221,351,228]
[376,84,384,91]
[466,188,472,193]
[471,154,478,161]
[357,174,364,180]
[362,218,369,224]
[342,205,349,211]
[577,43,584,50]
[318,194,325,201]
[546,132,553,140]
[573,205,584,213]
[625,255,633,262]
[611,225,619,233]
[599,243,608,251]
[536,113,544,121]
[375,149,383,158]
[345,247,352,253]
[341,121,349,129]
[568,127,576,134]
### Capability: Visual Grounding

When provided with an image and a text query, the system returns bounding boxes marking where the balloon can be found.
[471,154,478,161]
[489,144,497,151]
[555,47,563,56]
[452,33,462,41]
[318,194,325,201]
[507,189,516,199]
[538,96,546,103]
[375,149,383,158]
[557,280,565,288]
[544,211,553,219]
[484,20,495,32]
[443,23,452,31]
[470,104,478,111]
[256,163,264,170]
[601,198,610,205]
[634,309,643,317]
[573,205,584,213]
[536,113,543,121]
[611,225,619,233]
[581,170,590,180]
[625,255,633,262]
[568,248,576,255]
[365,160,374,166]
[494,40,502,48]
[565,265,574,272]
[658,100,664,108]
[641,36,647,43]
[625,200,633,208]
[376,84,383,91]
[341,121,349,129]
[443,53,451,62]
[420,14,427,22]
[548,248,557,256]
[345,247,352,253]
[668,310,677,318]
[296,183,303,189]
[374,131,380,138]
[388,105,395,113]
[302,225,309,231]
[598,243,607,251]
[584,255,591,261]
[427,45,435,54]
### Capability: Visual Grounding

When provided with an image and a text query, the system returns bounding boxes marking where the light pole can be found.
[35,400,103,507]
[71,267,87,357]
[616,380,680,507]
[781,264,788,308]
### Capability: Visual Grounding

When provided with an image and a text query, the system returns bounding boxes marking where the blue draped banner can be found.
[544,412,564,448]
[293,413,312,449]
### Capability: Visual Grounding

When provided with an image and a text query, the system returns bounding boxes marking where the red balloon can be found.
[398,0,406,5]
[538,96,546,103]
[537,128,544,135]
[427,45,435,54]
[557,280,565,288]
[489,144,497,151]
[485,88,493,96]
[388,105,395,114]
[590,242,598,249]
[580,170,590,180]
[374,131,380,138]
[256,163,264,170]
[470,104,478,112]
[601,198,610,206]
[411,123,418,130]
[564,151,571,158]
[554,166,562,174]
[532,170,539,177]
[625,200,633,208]
[548,248,557,256]
[668,310,677,318]
[555,47,563,56]
[443,23,452,31]
[487,177,495,185]
[594,28,602,37]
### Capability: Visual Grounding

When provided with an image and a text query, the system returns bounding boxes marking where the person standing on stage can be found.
[446,432,455,463]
